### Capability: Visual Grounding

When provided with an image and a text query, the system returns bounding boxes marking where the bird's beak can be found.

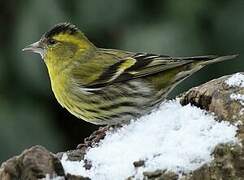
[22,41,44,57]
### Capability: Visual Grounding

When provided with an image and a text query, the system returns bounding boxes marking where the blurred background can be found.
[0,0,243,163]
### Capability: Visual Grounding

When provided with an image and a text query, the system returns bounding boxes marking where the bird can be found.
[22,22,238,125]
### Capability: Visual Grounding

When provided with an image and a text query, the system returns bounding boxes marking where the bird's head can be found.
[23,23,95,62]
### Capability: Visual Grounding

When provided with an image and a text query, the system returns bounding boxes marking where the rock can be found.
[133,160,145,168]
[1,73,244,180]
[182,143,244,180]
[178,73,244,180]
[143,170,179,180]
[66,174,91,180]
[0,146,64,180]
[180,74,244,124]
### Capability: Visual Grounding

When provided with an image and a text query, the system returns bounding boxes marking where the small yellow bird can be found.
[23,22,237,125]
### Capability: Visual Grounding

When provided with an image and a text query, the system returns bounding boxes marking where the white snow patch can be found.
[235,120,243,126]
[60,100,238,180]
[225,73,244,87]
[60,153,87,176]
[41,175,64,180]
[230,93,244,106]
[240,109,244,116]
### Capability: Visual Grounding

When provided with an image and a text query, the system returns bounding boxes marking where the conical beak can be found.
[22,41,44,57]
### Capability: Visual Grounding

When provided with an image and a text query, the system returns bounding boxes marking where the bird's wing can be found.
[84,51,217,89]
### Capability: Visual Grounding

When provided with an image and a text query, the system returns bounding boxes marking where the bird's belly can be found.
[52,78,166,125]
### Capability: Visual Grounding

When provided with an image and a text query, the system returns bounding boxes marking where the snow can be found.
[225,73,244,87]
[61,153,87,176]
[60,100,238,180]
[226,73,244,114]
[42,175,64,180]
[230,93,244,106]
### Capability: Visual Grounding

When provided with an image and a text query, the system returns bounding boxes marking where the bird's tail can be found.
[198,54,239,66]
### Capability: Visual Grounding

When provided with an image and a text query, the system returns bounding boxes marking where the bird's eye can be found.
[48,39,57,45]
